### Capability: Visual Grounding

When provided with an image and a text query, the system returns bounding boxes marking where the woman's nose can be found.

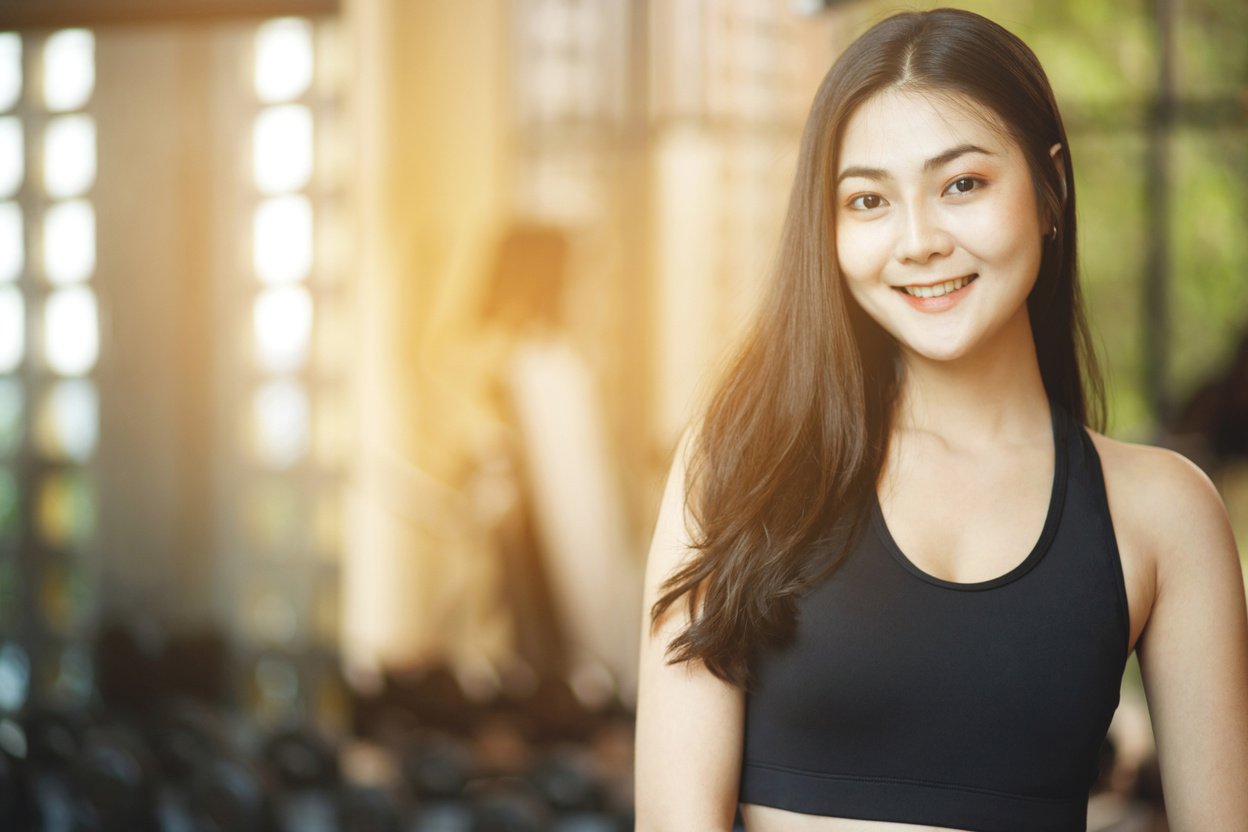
[895,202,952,264]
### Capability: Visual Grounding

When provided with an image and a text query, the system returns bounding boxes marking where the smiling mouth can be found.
[894,274,978,298]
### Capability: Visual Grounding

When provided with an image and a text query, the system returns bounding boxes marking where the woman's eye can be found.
[945,177,982,195]
[848,193,885,210]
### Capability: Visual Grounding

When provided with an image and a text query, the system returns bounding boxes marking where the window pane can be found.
[36,469,95,549]
[0,117,22,199]
[52,644,92,705]
[251,379,309,469]
[255,18,313,104]
[0,562,17,630]
[42,30,94,112]
[0,466,18,540]
[42,286,99,376]
[0,287,24,373]
[1175,0,1248,98]
[1075,131,1150,435]
[1170,127,1248,403]
[34,379,97,462]
[0,378,23,455]
[0,641,31,712]
[39,561,91,635]
[0,202,23,282]
[42,199,95,284]
[253,284,313,373]
[253,104,313,195]
[43,114,96,198]
[254,196,313,284]
[0,34,21,113]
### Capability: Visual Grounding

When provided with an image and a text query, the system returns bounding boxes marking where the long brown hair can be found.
[650,8,1105,689]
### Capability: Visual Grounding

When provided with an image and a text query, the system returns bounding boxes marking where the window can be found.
[0,27,99,713]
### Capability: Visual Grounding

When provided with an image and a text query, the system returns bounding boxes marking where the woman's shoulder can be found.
[1084,427,1233,570]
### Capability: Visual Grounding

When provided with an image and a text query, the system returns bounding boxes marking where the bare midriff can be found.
[740,803,974,832]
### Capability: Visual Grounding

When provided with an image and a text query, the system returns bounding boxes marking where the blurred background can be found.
[0,0,1244,830]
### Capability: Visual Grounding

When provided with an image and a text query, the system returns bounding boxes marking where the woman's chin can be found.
[898,338,974,365]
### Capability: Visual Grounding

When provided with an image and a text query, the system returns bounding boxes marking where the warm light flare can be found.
[0,287,23,373]
[0,34,21,114]
[252,379,309,469]
[43,114,96,198]
[253,104,313,195]
[42,286,99,376]
[42,199,95,284]
[42,29,94,113]
[36,470,95,548]
[0,117,22,198]
[35,380,98,462]
[253,284,314,372]
[0,202,21,281]
[255,19,313,104]
[254,195,313,284]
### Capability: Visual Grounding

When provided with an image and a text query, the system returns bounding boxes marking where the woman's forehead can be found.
[837,88,1017,175]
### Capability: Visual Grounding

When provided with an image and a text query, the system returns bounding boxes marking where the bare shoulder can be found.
[1086,428,1231,553]
[1085,429,1237,610]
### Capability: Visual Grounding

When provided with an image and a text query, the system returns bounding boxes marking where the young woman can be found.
[634,9,1248,832]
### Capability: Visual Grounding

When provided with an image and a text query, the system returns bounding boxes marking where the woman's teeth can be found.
[901,274,976,298]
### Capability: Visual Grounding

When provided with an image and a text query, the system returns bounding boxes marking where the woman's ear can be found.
[1049,142,1068,207]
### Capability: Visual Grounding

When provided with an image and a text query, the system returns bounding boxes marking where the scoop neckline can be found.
[869,402,1068,592]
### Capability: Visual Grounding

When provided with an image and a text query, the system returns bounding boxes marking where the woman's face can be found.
[834,88,1053,364]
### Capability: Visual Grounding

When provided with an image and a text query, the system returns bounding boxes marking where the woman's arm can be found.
[1132,448,1248,831]
[634,428,745,832]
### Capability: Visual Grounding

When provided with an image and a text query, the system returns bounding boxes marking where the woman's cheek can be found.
[836,223,889,282]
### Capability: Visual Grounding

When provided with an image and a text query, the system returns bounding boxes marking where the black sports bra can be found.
[739,402,1131,832]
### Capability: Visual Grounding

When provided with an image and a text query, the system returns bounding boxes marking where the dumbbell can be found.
[549,814,622,832]
[402,734,481,832]
[145,697,236,785]
[526,750,605,814]
[261,725,340,792]
[335,784,402,832]
[261,725,344,832]
[466,775,550,832]
[21,704,89,769]
[0,744,39,831]
[401,734,477,802]
[186,756,279,832]
[67,722,162,832]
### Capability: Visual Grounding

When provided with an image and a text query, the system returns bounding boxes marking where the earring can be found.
[1049,223,1058,240]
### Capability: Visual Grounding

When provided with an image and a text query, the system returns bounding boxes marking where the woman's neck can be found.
[892,307,1051,447]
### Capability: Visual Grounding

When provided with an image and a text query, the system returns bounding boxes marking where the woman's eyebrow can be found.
[836,143,995,185]
[923,143,993,171]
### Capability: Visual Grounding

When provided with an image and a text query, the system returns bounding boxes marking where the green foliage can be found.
[1169,127,1248,405]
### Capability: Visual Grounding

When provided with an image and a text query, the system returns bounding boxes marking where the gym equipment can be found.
[67,722,161,832]
[186,756,279,832]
